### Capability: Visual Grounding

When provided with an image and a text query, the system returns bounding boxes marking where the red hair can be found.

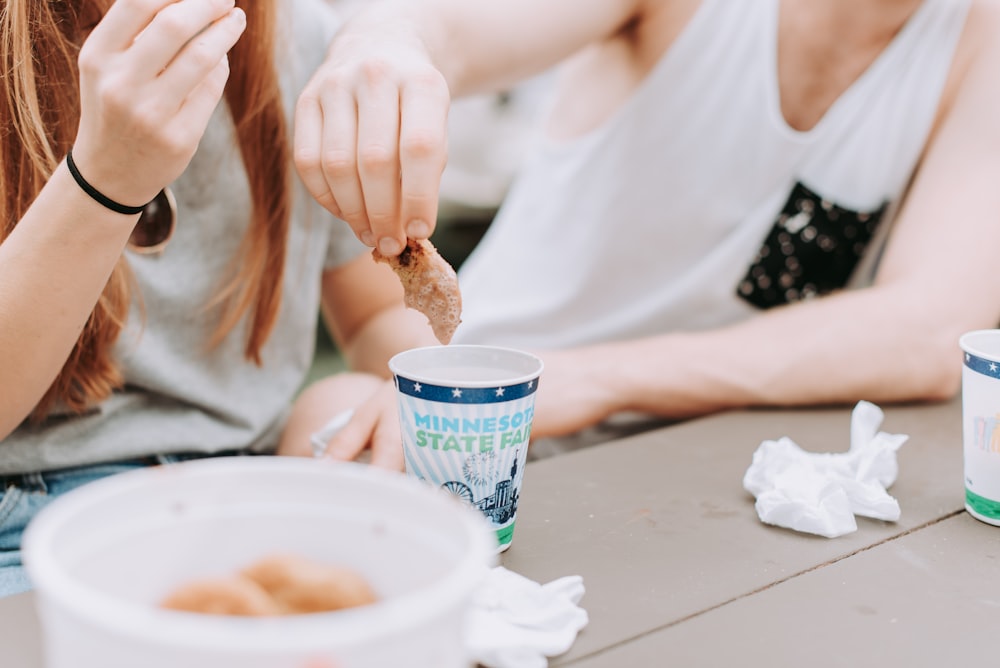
[0,0,291,420]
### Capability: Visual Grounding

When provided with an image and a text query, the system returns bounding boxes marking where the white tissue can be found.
[742,400,908,538]
[466,566,589,668]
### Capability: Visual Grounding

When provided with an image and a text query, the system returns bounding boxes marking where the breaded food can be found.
[160,554,378,617]
[160,575,280,617]
[242,553,378,614]
[373,238,462,344]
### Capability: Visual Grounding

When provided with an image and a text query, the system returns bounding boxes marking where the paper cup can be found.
[960,330,1000,526]
[389,345,543,552]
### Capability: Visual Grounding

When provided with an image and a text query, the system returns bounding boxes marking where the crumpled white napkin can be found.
[742,400,909,538]
[466,566,588,668]
[310,418,588,666]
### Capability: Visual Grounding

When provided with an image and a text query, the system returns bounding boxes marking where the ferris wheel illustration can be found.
[441,481,475,503]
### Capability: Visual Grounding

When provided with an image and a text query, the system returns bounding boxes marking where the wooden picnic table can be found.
[4,396,996,667]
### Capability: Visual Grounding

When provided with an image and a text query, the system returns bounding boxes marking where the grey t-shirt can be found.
[0,0,364,473]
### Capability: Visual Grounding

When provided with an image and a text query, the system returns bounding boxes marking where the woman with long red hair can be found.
[0,0,435,596]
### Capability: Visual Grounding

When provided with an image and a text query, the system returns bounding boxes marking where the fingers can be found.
[398,75,449,241]
[296,55,450,254]
[322,382,403,470]
[169,54,231,144]
[73,1,241,206]
[366,382,405,470]
[155,7,246,107]
[356,66,403,255]
[79,0,243,149]
[319,87,366,235]
[294,95,344,219]
[127,0,238,79]
[85,0,177,54]
[322,406,379,462]
[368,419,405,471]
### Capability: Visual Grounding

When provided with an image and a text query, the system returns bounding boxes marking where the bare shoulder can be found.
[953,0,1000,80]
[635,0,703,27]
[632,0,704,59]
[932,0,1000,127]
[962,0,1000,54]
[967,0,1000,26]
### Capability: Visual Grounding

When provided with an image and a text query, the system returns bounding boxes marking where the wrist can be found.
[27,164,144,251]
[65,148,153,215]
[575,342,634,418]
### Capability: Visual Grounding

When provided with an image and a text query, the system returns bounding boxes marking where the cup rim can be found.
[389,344,544,388]
[960,329,1000,363]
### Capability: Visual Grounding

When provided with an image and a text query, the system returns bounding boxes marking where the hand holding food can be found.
[293,6,449,256]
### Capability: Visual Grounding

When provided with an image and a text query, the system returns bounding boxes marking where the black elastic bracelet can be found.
[65,148,148,215]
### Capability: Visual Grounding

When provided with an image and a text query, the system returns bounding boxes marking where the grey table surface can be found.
[4,397,996,667]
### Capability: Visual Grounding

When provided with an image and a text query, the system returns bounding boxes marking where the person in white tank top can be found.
[293,0,1000,456]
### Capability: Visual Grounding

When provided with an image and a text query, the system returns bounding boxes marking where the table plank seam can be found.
[559,509,965,666]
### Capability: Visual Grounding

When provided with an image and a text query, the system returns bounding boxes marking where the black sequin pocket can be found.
[736,181,887,309]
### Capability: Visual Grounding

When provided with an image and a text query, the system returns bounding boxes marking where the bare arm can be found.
[288,251,439,468]
[336,0,645,98]
[531,14,1000,438]
[320,253,438,377]
[0,168,140,438]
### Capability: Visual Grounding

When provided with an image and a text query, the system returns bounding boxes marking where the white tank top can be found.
[453,0,970,349]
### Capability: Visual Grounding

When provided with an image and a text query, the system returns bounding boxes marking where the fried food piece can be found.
[160,554,378,617]
[242,553,378,614]
[373,238,462,344]
[160,575,281,616]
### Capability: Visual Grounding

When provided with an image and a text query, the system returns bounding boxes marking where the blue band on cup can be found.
[964,352,1000,380]
[394,376,539,404]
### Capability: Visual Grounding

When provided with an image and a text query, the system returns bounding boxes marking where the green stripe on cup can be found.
[966,488,1000,520]
[496,522,516,546]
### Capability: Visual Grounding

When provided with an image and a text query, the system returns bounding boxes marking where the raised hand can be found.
[294,18,450,257]
[72,0,246,208]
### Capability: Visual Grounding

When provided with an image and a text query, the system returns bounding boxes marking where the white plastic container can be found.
[22,457,497,668]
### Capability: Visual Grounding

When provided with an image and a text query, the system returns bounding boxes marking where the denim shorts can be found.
[0,452,245,598]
